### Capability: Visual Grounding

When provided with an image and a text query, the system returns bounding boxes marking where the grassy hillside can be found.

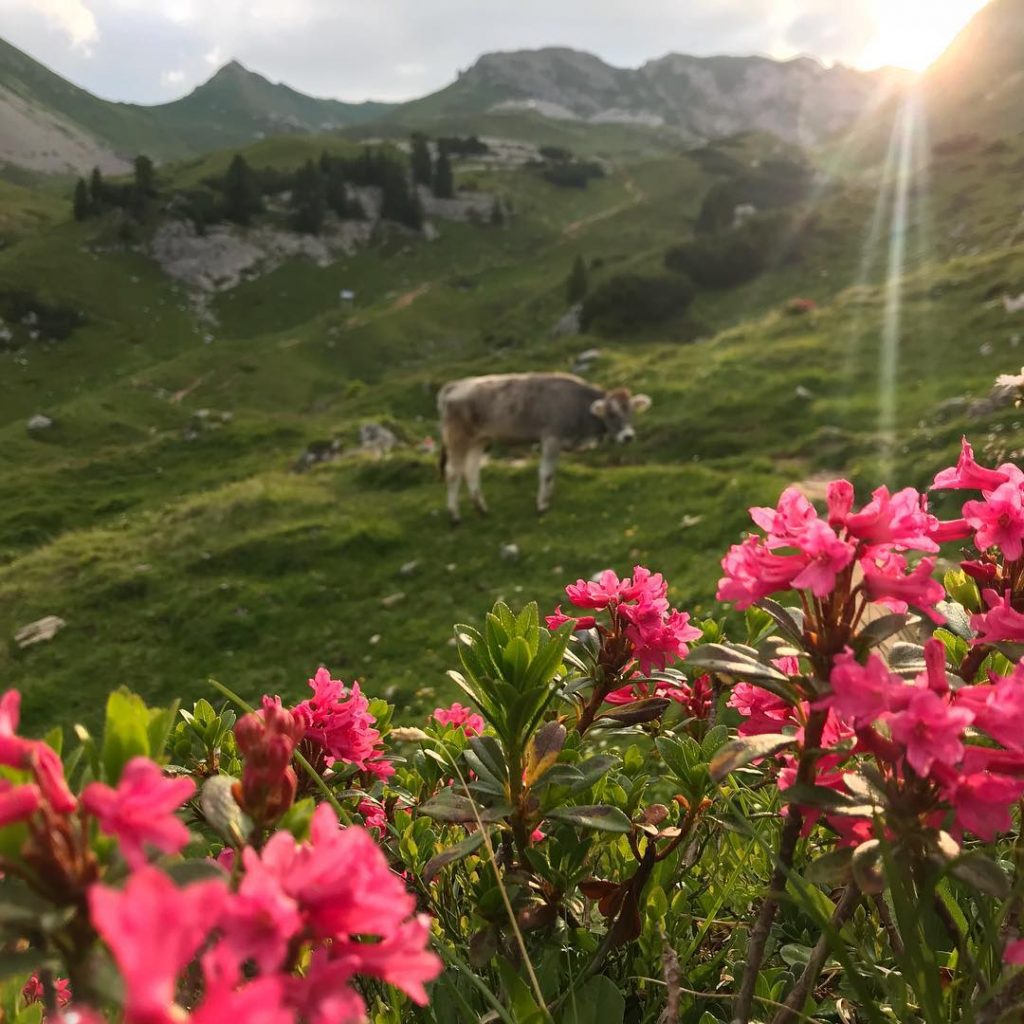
[1,122,1022,735]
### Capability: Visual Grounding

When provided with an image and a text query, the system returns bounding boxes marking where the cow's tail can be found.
[439,443,447,481]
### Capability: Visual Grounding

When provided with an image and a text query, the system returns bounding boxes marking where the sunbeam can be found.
[877,92,920,479]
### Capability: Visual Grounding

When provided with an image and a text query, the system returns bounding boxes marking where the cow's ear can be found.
[631,394,652,413]
[590,398,608,418]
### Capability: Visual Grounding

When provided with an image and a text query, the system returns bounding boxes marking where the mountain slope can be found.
[391,47,910,145]
[0,38,396,172]
[924,0,1024,136]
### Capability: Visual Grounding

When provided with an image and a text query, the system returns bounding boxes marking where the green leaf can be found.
[502,636,532,683]
[708,733,795,782]
[467,736,509,785]
[101,689,153,783]
[277,797,316,840]
[546,804,632,833]
[163,859,228,886]
[781,783,877,816]
[524,722,566,786]
[422,830,488,883]
[596,697,670,726]
[936,601,973,641]
[570,755,619,792]
[417,790,511,823]
[560,975,625,1024]
[855,613,909,651]
[755,598,805,646]
[199,775,250,843]
[944,569,981,613]
[805,847,854,886]
[948,852,1011,898]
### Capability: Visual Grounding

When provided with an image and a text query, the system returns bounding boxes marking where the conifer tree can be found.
[88,167,105,211]
[432,148,454,199]
[566,255,589,304]
[290,160,327,234]
[72,178,89,221]
[222,155,263,226]
[489,197,505,226]
[410,133,433,187]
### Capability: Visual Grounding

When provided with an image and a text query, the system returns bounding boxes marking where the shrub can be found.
[665,211,791,288]
[4,437,1024,1024]
[580,271,694,332]
[542,161,604,189]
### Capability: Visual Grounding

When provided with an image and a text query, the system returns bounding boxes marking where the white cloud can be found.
[203,44,223,66]
[160,67,185,85]
[23,0,99,49]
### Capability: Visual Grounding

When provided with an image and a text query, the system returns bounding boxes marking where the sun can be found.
[858,0,991,71]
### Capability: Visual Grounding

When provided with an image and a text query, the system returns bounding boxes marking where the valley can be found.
[1,2,1023,737]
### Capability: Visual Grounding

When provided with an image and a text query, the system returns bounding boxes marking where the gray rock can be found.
[27,414,53,432]
[552,304,583,339]
[500,543,521,561]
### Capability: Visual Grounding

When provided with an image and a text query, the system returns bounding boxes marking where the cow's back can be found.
[438,373,602,444]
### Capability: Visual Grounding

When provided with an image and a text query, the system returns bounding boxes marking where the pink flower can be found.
[294,669,387,773]
[332,915,439,1005]
[619,566,669,607]
[620,603,701,674]
[729,683,796,736]
[888,690,973,777]
[1005,940,1024,965]
[930,518,972,544]
[220,854,303,974]
[191,947,294,1024]
[0,780,41,826]
[357,798,388,836]
[932,437,1011,491]
[235,697,304,828]
[23,974,71,1008]
[82,758,195,869]
[963,481,1024,560]
[844,486,938,553]
[88,867,228,1024]
[750,487,817,547]
[789,520,855,597]
[819,650,898,727]
[717,536,805,608]
[944,768,1024,841]
[565,569,627,609]
[861,555,945,623]
[545,606,596,631]
[29,744,77,814]
[826,480,855,528]
[971,589,1024,644]
[238,804,440,1005]
[431,703,484,737]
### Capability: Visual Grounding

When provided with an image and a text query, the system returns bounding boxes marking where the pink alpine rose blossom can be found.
[861,555,946,623]
[294,669,388,774]
[749,487,817,547]
[88,867,228,1024]
[717,536,805,609]
[963,480,1024,560]
[932,437,1012,492]
[431,703,485,737]
[788,519,855,597]
[565,569,628,609]
[0,780,41,826]
[818,650,898,727]
[844,486,938,552]
[941,767,1024,841]
[971,589,1024,644]
[887,690,974,777]
[82,757,195,869]
[545,606,596,631]
[826,479,855,528]
[1005,940,1024,965]
[23,974,72,1008]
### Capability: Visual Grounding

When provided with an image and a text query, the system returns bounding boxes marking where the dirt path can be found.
[346,282,433,328]
[562,172,645,238]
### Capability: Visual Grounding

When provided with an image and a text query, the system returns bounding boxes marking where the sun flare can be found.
[858,0,991,71]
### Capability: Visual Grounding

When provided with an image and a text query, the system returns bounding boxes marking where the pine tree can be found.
[410,133,433,187]
[290,160,327,234]
[432,148,454,199]
[72,178,89,221]
[222,155,263,226]
[489,197,504,226]
[133,155,155,196]
[566,255,589,305]
[380,160,423,231]
[88,167,105,211]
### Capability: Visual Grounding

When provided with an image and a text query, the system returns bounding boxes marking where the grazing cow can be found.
[438,372,652,523]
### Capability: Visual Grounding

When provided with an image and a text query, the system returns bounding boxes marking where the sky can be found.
[0,0,991,105]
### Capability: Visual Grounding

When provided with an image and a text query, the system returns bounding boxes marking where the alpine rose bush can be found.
[3,436,1024,1024]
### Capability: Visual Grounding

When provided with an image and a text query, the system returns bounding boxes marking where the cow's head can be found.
[590,388,652,443]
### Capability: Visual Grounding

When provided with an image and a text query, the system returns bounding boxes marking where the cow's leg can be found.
[537,437,561,514]
[445,446,467,525]
[465,445,488,515]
